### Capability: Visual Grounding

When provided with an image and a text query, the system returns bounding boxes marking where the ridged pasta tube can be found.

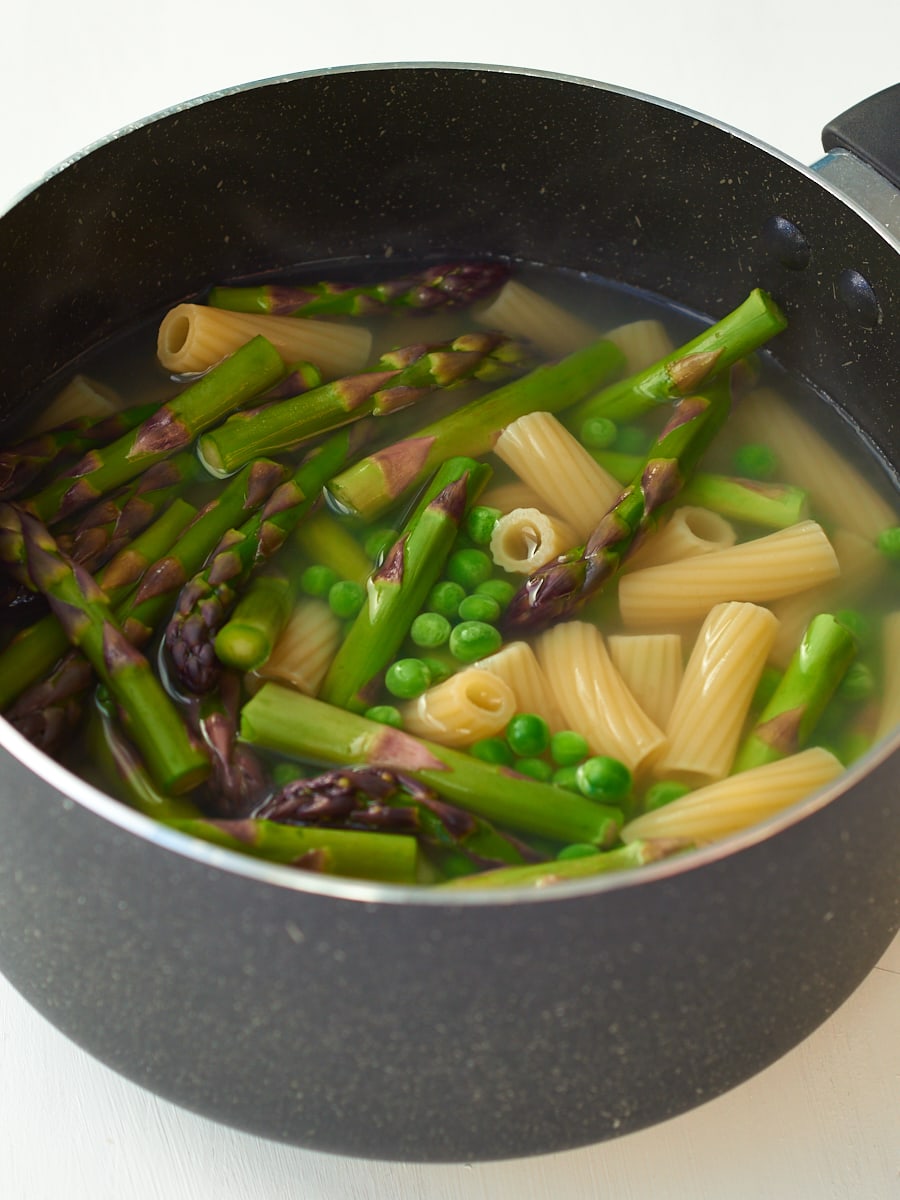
[655,602,780,784]
[472,640,566,732]
[252,599,341,696]
[621,746,844,845]
[624,505,736,572]
[608,633,684,729]
[733,387,896,541]
[157,303,372,379]
[481,480,555,516]
[601,319,675,376]
[536,621,667,774]
[618,520,840,627]
[875,611,900,743]
[494,410,621,539]
[474,279,600,357]
[400,669,516,747]
[490,507,578,574]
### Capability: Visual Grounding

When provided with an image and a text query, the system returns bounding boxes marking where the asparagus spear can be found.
[186,670,268,816]
[213,570,298,672]
[25,335,285,524]
[502,380,732,635]
[566,288,786,428]
[197,332,533,478]
[165,815,421,882]
[4,651,95,752]
[732,613,858,772]
[18,510,209,793]
[293,509,372,584]
[591,450,809,529]
[207,261,510,318]
[239,685,623,847]
[165,424,371,694]
[0,498,198,713]
[318,456,491,711]
[439,839,688,889]
[326,335,626,521]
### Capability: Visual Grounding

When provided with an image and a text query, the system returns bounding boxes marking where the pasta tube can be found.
[400,669,516,747]
[481,480,557,516]
[536,621,667,775]
[472,641,566,732]
[608,633,683,729]
[474,278,600,357]
[624,505,736,571]
[655,602,781,784]
[253,599,341,696]
[490,507,578,573]
[621,746,844,844]
[618,520,840,626]
[157,302,372,379]
[494,410,621,539]
[601,319,675,375]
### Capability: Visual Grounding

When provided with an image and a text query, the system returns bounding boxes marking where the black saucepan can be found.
[0,64,897,1163]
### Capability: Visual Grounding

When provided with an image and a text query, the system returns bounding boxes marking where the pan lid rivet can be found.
[761,215,811,270]
[837,269,882,329]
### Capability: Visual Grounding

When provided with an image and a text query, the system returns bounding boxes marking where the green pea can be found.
[470,737,514,766]
[835,609,872,648]
[505,712,550,757]
[580,416,617,450]
[838,661,876,703]
[426,580,467,618]
[420,655,453,685]
[300,564,339,597]
[575,755,633,803]
[556,842,599,860]
[364,705,404,728]
[410,612,452,648]
[364,527,399,564]
[514,756,554,782]
[445,548,494,590]
[384,658,432,699]
[457,593,501,623]
[466,505,502,546]
[448,620,502,663]
[474,578,516,609]
[876,526,900,562]
[643,780,692,812]
[552,765,583,792]
[550,729,589,766]
[328,579,366,619]
[271,761,310,787]
[732,442,779,480]
[615,425,651,455]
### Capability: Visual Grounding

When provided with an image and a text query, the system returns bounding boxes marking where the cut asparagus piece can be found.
[326,335,626,522]
[240,685,623,847]
[503,380,732,635]
[317,457,491,711]
[207,262,510,318]
[439,839,687,889]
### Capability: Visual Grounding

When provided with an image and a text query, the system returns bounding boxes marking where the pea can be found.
[514,756,554,782]
[838,661,876,703]
[364,705,404,728]
[328,579,366,619]
[384,658,432,699]
[876,526,900,561]
[615,425,651,455]
[580,416,617,450]
[732,442,779,480]
[457,593,501,623]
[470,737,514,766]
[556,842,599,860]
[643,780,692,812]
[420,655,453,685]
[835,609,872,648]
[575,755,632,803]
[426,580,466,618]
[448,620,502,663]
[552,765,583,792]
[505,712,550,757]
[474,578,516,609]
[364,527,399,564]
[445,548,494,590]
[466,505,502,546]
[300,564,339,597]
[550,729,589,766]
[410,612,452,648]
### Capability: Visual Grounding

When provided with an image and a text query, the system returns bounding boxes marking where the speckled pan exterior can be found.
[0,65,897,1163]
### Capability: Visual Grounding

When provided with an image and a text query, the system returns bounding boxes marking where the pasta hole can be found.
[463,678,508,715]
[163,312,191,355]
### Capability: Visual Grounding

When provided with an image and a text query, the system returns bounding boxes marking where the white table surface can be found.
[1,3,898,1197]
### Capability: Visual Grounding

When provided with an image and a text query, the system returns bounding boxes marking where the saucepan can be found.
[0,64,897,1162]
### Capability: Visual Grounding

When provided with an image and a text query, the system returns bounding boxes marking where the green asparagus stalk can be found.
[732,613,858,772]
[439,839,688,889]
[188,670,268,815]
[502,380,732,634]
[293,509,372,584]
[258,360,323,400]
[207,261,510,318]
[213,570,298,671]
[591,450,809,529]
[196,332,532,478]
[0,498,198,713]
[4,651,96,751]
[25,335,285,524]
[239,685,623,847]
[165,423,372,694]
[18,510,209,793]
[165,816,421,883]
[318,456,491,711]
[566,288,786,428]
[326,335,627,521]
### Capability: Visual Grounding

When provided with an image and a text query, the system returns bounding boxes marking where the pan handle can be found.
[812,83,900,237]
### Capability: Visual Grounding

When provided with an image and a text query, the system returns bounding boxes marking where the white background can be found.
[1,3,898,1197]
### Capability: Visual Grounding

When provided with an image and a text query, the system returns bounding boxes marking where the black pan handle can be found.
[821,83,900,189]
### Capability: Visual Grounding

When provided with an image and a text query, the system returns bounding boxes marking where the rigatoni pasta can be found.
[489,507,578,573]
[400,669,516,747]
[472,641,566,732]
[607,633,683,729]
[623,505,736,572]
[256,599,342,696]
[474,278,600,357]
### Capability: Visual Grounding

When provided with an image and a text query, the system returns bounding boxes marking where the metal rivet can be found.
[761,215,811,270]
[837,269,881,329]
